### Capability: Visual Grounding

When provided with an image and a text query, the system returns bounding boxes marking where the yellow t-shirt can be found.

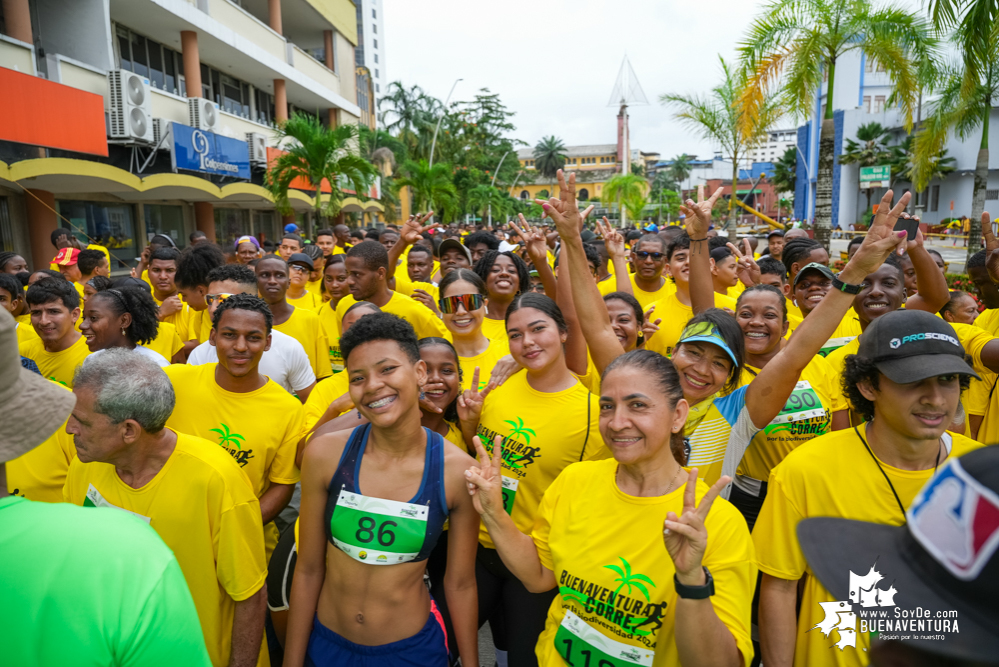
[5,383,75,503]
[287,290,321,311]
[164,363,305,555]
[533,459,755,667]
[596,275,618,296]
[336,291,449,341]
[481,316,508,348]
[305,279,323,296]
[15,321,38,345]
[754,429,982,667]
[63,430,267,667]
[736,356,842,483]
[140,320,183,363]
[459,339,509,391]
[154,294,189,333]
[302,371,351,433]
[812,313,863,357]
[18,335,90,388]
[394,270,440,304]
[316,301,343,373]
[629,274,675,310]
[644,292,739,358]
[275,307,332,380]
[476,372,607,549]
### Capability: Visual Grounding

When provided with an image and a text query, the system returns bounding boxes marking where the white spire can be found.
[608,55,649,107]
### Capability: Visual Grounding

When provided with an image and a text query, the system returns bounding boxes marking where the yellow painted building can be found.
[514,144,658,203]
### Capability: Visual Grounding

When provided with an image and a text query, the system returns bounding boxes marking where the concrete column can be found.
[181,31,202,98]
[268,0,282,34]
[323,30,334,71]
[328,108,338,128]
[194,202,216,243]
[1,0,32,44]
[274,79,288,122]
[26,189,57,271]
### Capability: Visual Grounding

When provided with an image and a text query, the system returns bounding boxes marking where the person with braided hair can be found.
[0,251,28,275]
[80,286,169,367]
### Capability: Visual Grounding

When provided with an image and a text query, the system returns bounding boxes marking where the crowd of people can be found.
[2,169,998,667]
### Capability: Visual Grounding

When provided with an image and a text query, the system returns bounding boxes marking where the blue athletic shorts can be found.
[305,600,449,667]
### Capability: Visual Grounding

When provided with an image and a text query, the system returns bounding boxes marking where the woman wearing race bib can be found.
[283,313,480,667]
[465,349,756,667]
[457,291,605,667]
[545,169,921,490]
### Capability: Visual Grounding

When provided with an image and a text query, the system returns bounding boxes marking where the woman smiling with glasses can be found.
[439,269,511,393]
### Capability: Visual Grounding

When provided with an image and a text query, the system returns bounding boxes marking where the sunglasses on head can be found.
[438,293,484,314]
[634,251,664,261]
[206,293,234,305]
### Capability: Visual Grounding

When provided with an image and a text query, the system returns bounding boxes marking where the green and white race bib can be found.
[83,484,151,524]
[555,610,654,667]
[771,381,826,424]
[501,475,519,515]
[329,491,429,565]
[818,336,856,357]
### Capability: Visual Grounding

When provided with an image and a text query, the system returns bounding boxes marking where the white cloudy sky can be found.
[382,0,928,163]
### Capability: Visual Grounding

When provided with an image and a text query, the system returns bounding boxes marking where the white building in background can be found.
[354,0,385,113]
[748,128,797,163]
[794,50,999,227]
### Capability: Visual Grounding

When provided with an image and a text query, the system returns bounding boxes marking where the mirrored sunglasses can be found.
[206,293,235,306]
[438,293,484,314]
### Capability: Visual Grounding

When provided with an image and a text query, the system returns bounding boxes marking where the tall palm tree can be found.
[772,147,798,196]
[266,113,377,223]
[396,159,457,220]
[929,0,998,91]
[739,0,937,249]
[666,154,693,192]
[891,135,957,212]
[624,190,651,225]
[533,136,567,194]
[663,56,780,240]
[603,173,647,228]
[916,42,998,258]
[467,184,495,222]
[839,123,894,220]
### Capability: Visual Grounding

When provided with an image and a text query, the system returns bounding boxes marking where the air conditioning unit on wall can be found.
[246,132,268,166]
[189,97,219,132]
[152,118,172,147]
[108,69,154,144]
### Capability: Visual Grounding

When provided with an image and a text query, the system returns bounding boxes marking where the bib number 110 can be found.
[561,639,616,667]
[355,517,397,547]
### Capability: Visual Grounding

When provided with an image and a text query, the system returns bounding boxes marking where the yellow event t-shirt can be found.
[5,382,75,503]
[316,301,343,373]
[476,372,607,549]
[164,363,304,554]
[15,321,38,345]
[644,292,738,358]
[288,290,321,311]
[394,270,440,304]
[336,291,448,341]
[754,429,981,667]
[302,371,351,433]
[533,459,755,667]
[18,335,90,388]
[63,431,267,667]
[736,356,841,484]
[596,275,618,296]
[481,317,508,349]
[275,306,332,380]
[459,339,509,392]
[140,320,183,363]
[629,274,676,310]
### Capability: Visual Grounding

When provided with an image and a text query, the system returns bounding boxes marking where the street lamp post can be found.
[427,78,462,224]
[794,144,812,225]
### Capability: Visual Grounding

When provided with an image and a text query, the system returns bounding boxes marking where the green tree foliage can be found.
[772,147,798,195]
[839,122,894,218]
[396,160,458,221]
[533,136,568,193]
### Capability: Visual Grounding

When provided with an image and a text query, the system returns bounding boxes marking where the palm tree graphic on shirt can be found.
[604,557,656,601]
[503,417,536,444]
[209,423,245,450]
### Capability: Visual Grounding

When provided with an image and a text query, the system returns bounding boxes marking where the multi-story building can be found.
[794,50,999,227]
[354,0,384,114]
[514,145,659,203]
[0,0,380,273]
[747,128,797,163]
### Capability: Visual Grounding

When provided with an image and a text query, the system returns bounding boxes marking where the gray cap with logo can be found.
[857,309,979,384]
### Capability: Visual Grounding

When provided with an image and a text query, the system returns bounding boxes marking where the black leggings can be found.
[476,544,556,667]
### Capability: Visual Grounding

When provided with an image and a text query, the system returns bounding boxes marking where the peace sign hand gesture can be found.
[663,470,730,584]
[596,217,626,260]
[457,367,494,427]
[841,190,911,281]
[465,435,505,518]
[727,240,760,286]
[679,188,724,240]
[511,215,548,264]
[400,211,435,245]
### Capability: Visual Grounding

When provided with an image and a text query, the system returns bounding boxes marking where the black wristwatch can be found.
[674,566,715,599]
[832,275,862,295]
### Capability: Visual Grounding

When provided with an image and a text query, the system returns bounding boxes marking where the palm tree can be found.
[772,147,798,196]
[929,0,998,92]
[892,135,957,214]
[915,44,998,257]
[663,56,780,240]
[603,173,647,228]
[467,184,495,222]
[533,136,567,194]
[604,557,656,600]
[666,154,693,192]
[359,125,407,223]
[739,0,937,249]
[209,423,245,450]
[396,159,457,219]
[624,190,651,225]
[839,123,894,221]
[266,113,377,224]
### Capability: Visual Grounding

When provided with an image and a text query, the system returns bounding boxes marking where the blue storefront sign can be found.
[169,122,250,180]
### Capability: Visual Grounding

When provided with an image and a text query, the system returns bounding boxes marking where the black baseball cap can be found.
[799,447,999,662]
[857,309,978,384]
[288,252,314,270]
[792,262,835,287]
[439,239,472,264]
[767,229,785,238]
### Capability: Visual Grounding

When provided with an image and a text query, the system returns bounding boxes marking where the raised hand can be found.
[981,212,999,284]
[464,435,505,517]
[158,295,184,318]
[511,215,549,263]
[678,187,723,240]
[597,217,626,259]
[400,211,435,245]
[457,367,493,425]
[642,305,661,344]
[663,469,730,583]
[843,190,910,279]
[540,170,585,239]
[412,288,440,316]
[727,241,760,286]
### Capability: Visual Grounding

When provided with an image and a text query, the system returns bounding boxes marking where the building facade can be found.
[354,0,384,114]
[0,0,380,273]
[514,144,659,203]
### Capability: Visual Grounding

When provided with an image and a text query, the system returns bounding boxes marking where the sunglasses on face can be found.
[634,251,664,261]
[206,293,234,306]
[438,293,484,314]
[289,264,310,273]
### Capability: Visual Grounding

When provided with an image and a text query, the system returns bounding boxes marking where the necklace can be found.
[617,464,685,498]
[854,423,943,523]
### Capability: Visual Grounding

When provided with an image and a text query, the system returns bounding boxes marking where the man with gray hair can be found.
[63,348,268,667]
